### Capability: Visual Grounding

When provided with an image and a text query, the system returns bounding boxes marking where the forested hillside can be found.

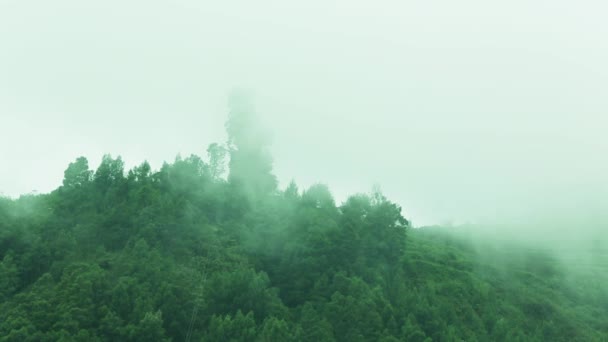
[1,97,606,341]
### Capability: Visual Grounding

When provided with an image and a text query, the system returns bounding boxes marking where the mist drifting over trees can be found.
[1,94,606,341]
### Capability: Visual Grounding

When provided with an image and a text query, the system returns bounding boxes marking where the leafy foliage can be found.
[1,98,606,341]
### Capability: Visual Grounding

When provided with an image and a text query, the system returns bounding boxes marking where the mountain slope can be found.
[0,161,606,341]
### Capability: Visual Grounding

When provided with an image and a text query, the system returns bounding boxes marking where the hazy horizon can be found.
[2,0,607,226]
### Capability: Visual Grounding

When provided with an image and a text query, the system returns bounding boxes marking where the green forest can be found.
[1,97,607,341]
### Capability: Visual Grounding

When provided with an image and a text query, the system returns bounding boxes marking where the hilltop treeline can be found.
[1,95,606,341]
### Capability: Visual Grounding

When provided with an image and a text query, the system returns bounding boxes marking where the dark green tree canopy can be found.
[0,96,606,342]
[94,154,125,189]
[62,157,93,188]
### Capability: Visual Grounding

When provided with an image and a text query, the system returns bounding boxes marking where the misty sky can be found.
[1,0,607,225]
